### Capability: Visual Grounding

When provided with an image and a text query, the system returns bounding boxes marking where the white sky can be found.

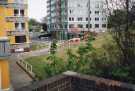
[28,0,47,22]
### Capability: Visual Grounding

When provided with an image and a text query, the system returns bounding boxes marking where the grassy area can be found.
[25,43,81,79]
[25,55,48,79]
[30,43,48,51]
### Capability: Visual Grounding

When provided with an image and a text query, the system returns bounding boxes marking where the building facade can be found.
[0,0,30,52]
[47,0,107,39]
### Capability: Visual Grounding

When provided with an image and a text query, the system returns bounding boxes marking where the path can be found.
[9,55,33,89]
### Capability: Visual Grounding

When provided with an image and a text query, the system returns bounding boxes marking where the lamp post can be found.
[0,37,11,91]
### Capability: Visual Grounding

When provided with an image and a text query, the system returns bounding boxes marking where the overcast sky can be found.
[28,0,47,22]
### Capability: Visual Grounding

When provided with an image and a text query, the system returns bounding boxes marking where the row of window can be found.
[69,24,107,28]
[69,10,102,15]
[69,17,106,21]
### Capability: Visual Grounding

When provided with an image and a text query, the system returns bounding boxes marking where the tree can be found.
[42,23,47,32]
[28,18,41,32]
[44,39,66,78]
[106,0,135,65]
[50,39,57,55]
[108,10,126,28]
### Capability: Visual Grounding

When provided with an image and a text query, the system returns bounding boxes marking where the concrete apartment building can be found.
[0,0,30,53]
[47,0,107,39]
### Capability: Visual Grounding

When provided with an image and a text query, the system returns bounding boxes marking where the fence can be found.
[17,59,35,79]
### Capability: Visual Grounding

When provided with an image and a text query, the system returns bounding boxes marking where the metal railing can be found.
[17,59,35,78]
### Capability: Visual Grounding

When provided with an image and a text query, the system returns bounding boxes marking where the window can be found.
[87,10,92,14]
[15,23,19,29]
[78,24,83,28]
[86,24,92,28]
[20,10,24,16]
[21,23,25,29]
[86,17,91,21]
[69,17,72,21]
[69,17,74,21]
[14,9,19,16]
[69,9,73,14]
[70,10,72,14]
[72,17,74,21]
[95,24,99,28]
[78,17,83,21]
[95,11,99,15]
[15,36,26,43]
[69,24,74,28]
[102,24,106,28]
[95,17,99,21]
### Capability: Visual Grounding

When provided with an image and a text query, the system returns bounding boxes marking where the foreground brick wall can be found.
[15,72,135,91]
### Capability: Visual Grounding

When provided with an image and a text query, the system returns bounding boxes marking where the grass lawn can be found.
[30,43,48,51]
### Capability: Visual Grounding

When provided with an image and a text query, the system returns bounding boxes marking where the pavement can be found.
[9,40,51,89]
[9,55,33,89]
[20,48,50,58]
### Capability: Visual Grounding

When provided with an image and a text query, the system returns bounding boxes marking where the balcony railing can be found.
[7,31,29,36]
[0,0,7,5]
[0,1,27,8]
[11,43,30,50]
[6,16,28,22]
[7,3,27,8]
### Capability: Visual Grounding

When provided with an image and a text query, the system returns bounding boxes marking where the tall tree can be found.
[106,0,135,65]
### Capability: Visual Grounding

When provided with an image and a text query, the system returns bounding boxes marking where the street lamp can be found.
[0,37,11,91]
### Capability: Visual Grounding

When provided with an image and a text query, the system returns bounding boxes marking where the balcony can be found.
[5,16,28,22]
[7,31,29,36]
[7,3,27,8]
[0,1,27,8]
[10,43,30,53]
[0,0,7,6]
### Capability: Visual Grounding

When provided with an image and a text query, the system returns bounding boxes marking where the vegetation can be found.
[28,18,42,32]
[25,32,135,83]
[25,55,48,79]
[25,0,135,84]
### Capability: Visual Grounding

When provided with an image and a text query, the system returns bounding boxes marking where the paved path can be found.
[9,41,51,90]
[9,47,50,89]
[9,55,33,89]
[21,48,50,59]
